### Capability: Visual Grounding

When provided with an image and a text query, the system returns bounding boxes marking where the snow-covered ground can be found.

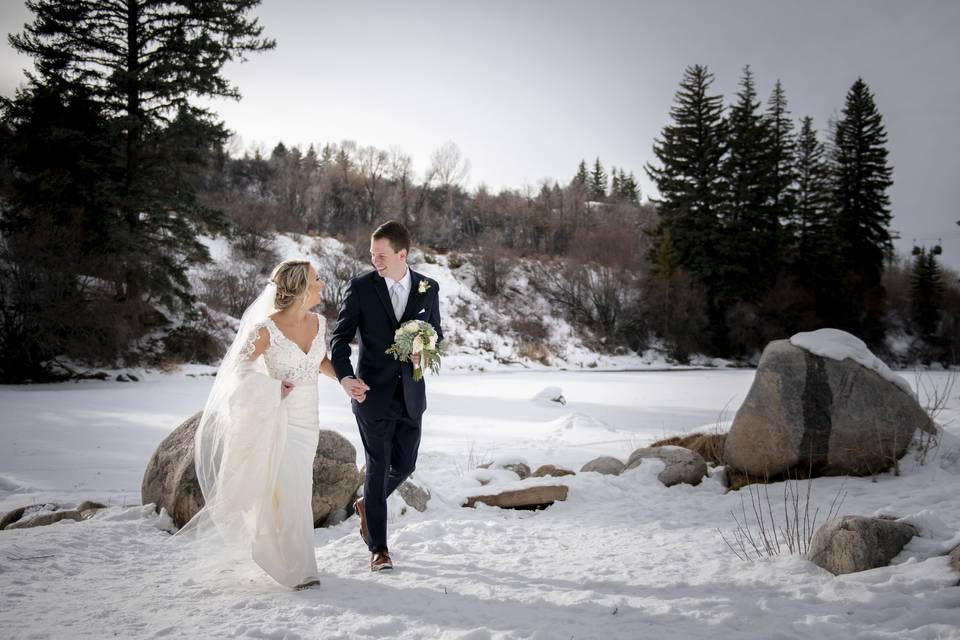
[2,368,959,639]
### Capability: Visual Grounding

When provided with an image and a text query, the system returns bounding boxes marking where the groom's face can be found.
[370,237,407,281]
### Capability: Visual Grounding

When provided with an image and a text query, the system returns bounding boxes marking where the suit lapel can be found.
[372,273,399,329]
[400,269,422,324]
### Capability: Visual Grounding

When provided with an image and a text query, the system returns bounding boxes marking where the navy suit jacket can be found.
[329,268,443,421]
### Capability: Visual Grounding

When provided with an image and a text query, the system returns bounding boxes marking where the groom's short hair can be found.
[372,220,410,254]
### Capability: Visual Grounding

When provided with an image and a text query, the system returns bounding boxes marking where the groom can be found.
[330,220,443,572]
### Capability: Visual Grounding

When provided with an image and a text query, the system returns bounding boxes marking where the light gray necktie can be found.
[390,282,404,322]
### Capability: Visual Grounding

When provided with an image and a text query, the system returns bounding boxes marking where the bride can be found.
[174,259,354,590]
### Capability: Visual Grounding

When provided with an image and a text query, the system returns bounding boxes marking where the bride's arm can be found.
[240,326,293,398]
[243,326,270,363]
[319,356,336,380]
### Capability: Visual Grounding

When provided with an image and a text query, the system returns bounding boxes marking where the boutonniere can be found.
[418,280,431,294]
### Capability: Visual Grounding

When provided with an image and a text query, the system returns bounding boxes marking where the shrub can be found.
[198,265,264,318]
[162,325,224,365]
[513,316,549,342]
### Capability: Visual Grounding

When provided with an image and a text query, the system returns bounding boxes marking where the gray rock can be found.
[355,465,430,513]
[724,339,933,478]
[0,504,36,530]
[580,456,626,476]
[397,476,431,512]
[477,461,531,479]
[142,411,360,528]
[2,501,106,530]
[624,446,707,486]
[463,485,568,509]
[531,464,575,478]
[808,516,917,575]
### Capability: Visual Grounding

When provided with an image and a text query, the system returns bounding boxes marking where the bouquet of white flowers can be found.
[386,319,441,381]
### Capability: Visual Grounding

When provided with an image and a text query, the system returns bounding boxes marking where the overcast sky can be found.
[2,0,959,270]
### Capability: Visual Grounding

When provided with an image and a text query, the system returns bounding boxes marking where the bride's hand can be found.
[281,380,295,399]
[410,352,421,366]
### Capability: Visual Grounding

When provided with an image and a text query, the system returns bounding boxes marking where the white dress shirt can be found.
[383,267,410,321]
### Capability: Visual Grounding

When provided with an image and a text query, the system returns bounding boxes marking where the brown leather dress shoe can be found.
[370,549,393,572]
[354,497,369,546]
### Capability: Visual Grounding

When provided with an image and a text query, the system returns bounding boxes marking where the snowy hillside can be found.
[189,231,728,375]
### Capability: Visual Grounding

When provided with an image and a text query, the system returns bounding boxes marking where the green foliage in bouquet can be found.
[386,320,442,381]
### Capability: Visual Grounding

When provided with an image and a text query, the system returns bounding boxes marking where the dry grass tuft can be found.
[650,432,728,466]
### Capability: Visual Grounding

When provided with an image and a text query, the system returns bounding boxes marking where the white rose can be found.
[427,334,437,350]
[403,322,419,334]
[412,336,423,353]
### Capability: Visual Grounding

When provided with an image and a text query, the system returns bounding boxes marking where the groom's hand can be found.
[410,352,421,366]
[341,376,369,402]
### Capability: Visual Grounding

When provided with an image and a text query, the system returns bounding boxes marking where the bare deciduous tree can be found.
[357,145,388,223]
[428,141,471,189]
[387,145,414,225]
[313,240,366,316]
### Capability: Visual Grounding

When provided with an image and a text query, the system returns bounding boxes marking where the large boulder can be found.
[808,516,917,575]
[310,431,363,526]
[141,412,206,528]
[624,446,708,486]
[580,456,625,476]
[142,412,360,528]
[724,334,934,479]
[463,485,568,510]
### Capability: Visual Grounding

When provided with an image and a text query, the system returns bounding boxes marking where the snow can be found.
[790,328,915,396]
[2,369,959,639]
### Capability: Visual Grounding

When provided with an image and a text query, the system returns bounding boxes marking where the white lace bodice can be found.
[244,313,327,385]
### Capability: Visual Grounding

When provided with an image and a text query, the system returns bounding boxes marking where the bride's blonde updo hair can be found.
[270,260,311,310]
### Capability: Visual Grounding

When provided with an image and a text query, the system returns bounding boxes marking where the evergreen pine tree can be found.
[622,172,640,203]
[645,64,727,349]
[320,143,335,168]
[829,78,894,344]
[789,116,835,277]
[0,78,119,379]
[304,144,320,174]
[572,159,589,187]
[7,0,275,324]
[764,80,797,222]
[718,65,778,303]
[610,166,622,200]
[832,78,894,278]
[3,0,274,376]
[589,157,607,200]
[910,245,944,341]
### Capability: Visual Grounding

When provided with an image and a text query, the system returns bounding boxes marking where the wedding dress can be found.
[173,283,326,590]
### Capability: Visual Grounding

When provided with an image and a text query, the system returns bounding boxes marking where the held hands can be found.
[281,380,295,399]
[340,376,370,403]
